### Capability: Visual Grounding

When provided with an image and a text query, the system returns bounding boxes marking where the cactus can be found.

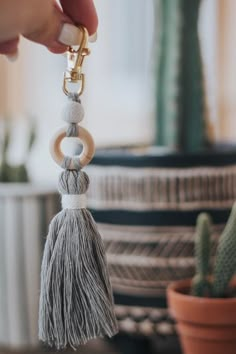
[0,119,12,182]
[0,117,36,183]
[155,0,207,151]
[191,213,212,297]
[212,203,236,297]
[27,118,36,154]
[191,203,236,298]
[11,164,29,183]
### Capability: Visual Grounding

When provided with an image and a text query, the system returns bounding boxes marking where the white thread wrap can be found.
[62,194,87,209]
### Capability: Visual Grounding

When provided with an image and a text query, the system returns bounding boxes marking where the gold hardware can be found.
[63,26,90,96]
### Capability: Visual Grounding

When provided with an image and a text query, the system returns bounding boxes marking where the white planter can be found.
[0,184,59,349]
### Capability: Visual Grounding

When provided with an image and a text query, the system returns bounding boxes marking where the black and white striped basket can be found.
[87,147,236,337]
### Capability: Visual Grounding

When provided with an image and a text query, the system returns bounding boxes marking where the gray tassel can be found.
[39,170,118,350]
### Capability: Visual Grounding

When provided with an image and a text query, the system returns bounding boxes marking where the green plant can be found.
[0,119,12,182]
[191,203,236,297]
[0,118,36,183]
[191,213,212,296]
[155,0,208,151]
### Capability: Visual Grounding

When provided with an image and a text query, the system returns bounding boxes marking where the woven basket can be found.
[87,146,236,338]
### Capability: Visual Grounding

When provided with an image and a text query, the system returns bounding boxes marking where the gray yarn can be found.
[68,93,81,103]
[58,170,89,194]
[39,170,118,349]
[61,156,80,170]
[66,123,78,137]
[65,96,80,164]
[65,94,82,165]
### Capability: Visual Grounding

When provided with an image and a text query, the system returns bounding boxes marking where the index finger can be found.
[60,0,98,35]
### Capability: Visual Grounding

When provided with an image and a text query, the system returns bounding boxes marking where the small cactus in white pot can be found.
[0,117,36,182]
[0,117,60,349]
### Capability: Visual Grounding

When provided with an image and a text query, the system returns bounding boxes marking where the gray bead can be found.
[62,101,84,123]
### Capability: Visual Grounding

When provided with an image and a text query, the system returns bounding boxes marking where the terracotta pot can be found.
[167,278,236,354]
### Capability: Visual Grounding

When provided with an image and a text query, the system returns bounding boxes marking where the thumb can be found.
[23,1,82,54]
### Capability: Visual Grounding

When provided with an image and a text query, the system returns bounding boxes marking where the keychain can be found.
[38,26,118,350]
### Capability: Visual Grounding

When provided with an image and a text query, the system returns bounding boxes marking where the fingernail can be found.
[6,51,18,62]
[89,32,97,43]
[58,23,82,46]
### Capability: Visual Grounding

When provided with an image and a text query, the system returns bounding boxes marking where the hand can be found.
[0,0,98,59]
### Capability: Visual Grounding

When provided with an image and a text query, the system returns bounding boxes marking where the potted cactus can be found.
[86,0,236,352]
[168,203,236,354]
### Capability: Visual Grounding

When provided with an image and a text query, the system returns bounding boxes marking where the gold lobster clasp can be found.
[63,26,90,96]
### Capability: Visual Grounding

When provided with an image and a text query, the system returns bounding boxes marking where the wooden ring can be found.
[50,126,95,169]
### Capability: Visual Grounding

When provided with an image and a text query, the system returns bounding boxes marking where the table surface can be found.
[0,336,182,354]
[0,339,119,354]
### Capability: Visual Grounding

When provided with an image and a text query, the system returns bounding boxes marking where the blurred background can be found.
[1,0,236,353]
[0,0,226,182]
